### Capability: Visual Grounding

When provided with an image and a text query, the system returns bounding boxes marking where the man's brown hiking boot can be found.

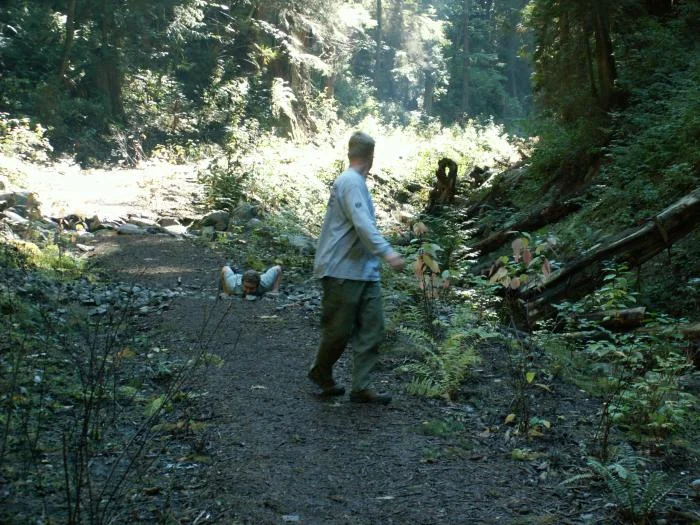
[349,389,392,405]
[308,367,345,396]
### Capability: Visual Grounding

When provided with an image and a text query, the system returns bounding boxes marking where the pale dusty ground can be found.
[0,154,206,220]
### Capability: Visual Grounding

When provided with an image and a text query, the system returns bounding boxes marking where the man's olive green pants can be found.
[312,277,385,392]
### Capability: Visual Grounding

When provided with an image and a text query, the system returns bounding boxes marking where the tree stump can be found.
[426,158,458,213]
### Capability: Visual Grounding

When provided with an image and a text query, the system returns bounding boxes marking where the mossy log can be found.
[524,187,700,322]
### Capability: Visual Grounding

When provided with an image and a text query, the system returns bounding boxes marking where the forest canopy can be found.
[1,0,535,162]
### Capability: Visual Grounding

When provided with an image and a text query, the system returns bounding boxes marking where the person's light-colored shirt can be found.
[313,167,391,281]
[222,266,280,296]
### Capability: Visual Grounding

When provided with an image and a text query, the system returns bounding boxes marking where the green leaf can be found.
[526,371,536,383]
[422,253,440,273]
[145,395,166,418]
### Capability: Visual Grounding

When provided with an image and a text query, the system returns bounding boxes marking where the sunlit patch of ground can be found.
[0,154,206,220]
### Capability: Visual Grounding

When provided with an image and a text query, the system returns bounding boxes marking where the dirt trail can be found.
[91,234,608,525]
[8,157,695,524]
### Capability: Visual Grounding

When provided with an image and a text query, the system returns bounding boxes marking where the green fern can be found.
[573,445,676,523]
[397,325,481,398]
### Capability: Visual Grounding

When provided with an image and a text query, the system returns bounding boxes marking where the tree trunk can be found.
[461,0,470,116]
[324,74,335,98]
[375,0,382,91]
[97,0,124,118]
[524,188,700,321]
[681,322,700,368]
[582,15,599,103]
[591,0,617,110]
[423,69,434,115]
[58,0,77,86]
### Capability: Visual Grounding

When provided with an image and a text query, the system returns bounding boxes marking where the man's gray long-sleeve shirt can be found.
[313,167,392,281]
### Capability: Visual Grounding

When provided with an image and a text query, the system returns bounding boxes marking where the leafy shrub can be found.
[0,112,53,162]
[552,265,696,452]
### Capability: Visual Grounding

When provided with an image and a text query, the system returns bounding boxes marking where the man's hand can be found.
[384,251,405,271]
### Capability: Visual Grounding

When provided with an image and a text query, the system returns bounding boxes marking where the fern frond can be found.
[585,450,674,522]
[561,472,595,485]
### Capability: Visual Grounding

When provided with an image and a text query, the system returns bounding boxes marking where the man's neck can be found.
[349,161,369,177]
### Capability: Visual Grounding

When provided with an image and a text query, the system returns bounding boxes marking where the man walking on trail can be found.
[308,131,404,405]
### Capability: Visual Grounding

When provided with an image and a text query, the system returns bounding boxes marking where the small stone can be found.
[163,224,188,236]
[244,217,263,231]
[40,218,58,230]
[128,216,159,228]
[117,223,144,235]
[201,225,216,239]
[86,215,103,232]
[2,209,29,224]
[158,216,180,227]
[282,233,316,255]
[200,210,230,231]
[231,202,258,221]
[93,228,117,238]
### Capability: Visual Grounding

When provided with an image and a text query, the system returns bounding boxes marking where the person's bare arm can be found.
[270,265,283,291]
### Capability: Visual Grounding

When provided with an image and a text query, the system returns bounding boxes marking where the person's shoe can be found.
[349,389,392,405]
[308,367,345,396]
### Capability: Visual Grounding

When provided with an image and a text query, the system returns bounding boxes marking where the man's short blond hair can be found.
[348,131,375,161]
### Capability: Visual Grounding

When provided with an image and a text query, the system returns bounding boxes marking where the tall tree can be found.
[528,0,620,119]
[461,0,471,115]
[375,0,383,90]
[591,0,617,110]
[57,0,77,87]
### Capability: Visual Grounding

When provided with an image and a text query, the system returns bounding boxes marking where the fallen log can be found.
[471,199,582,256]
[524,187,700,322]
[577,307,646,330]
[681,322,700,341]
